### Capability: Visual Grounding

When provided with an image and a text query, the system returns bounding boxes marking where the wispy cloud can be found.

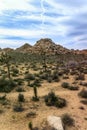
[0,0,87,49]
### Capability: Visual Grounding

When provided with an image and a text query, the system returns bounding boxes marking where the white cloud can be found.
[0,0,40,12]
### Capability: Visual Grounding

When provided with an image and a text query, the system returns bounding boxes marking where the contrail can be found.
[40,0,45,34]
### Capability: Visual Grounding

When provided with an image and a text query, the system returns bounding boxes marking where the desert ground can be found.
[0,61,87,130]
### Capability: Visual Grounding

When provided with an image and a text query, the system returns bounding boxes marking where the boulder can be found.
[47,116,64,130]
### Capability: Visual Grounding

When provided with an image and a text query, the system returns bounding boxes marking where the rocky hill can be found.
[0,38,87,56]
[71,49,87,55]
[32,38,70,54]
[1,48,14,53]
[15,43,32,53]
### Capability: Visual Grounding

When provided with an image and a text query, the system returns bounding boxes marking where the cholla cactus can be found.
[0,52,11,79]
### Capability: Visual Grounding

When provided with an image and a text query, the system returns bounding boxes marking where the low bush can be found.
[80,100,87,105]
[75,73,85,80]
[0,77,16,92]
[78,89,87,98]
[0,94,9,105]
[62,82,79,90]
[62,82,69,88]
[69,86,79,90]
[25,73,35,81]
[62,114,74,127]
[13,103,24,112]
[16,87,25,92]
[18,93,25,102]
[45,91,66,108]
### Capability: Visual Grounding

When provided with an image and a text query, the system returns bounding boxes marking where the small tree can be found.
[0,52,11,79]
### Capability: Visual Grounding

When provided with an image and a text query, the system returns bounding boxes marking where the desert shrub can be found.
[52,71,59,82]
[63,76,69,79]
[25,73,35,81]
[16,87,25,92]
[28,122,33,130]
[58,71,64,76]
[14,78,24,85]
[12,68,19,76]
[69,86,79,90]
[80,100,87,105]
[25,70,29,74]
[62,82,69,88]
[26,111,36,118]
[70,70,78,75]
[0,94,9,105]
[47,77,52,83]
[33,79,41,87]
[29,79,41,88]
[13,103,24,112]
[62,114,74,127]
[80,82,87,87]
[0,109,4,114]
[55,97,66,108]
[78,89,87,98]
[62,82,79,90]
[39,73,49,80]
[18,93,25,102]
[0,77,16,92]
[45,91,66,108]
[0,94,6,100]
[75,73,85,80]
[83,69,87,74]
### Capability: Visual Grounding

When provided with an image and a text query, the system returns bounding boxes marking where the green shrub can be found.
[16,87,25,92]
[0,94,9,105]
[13,103,24,112]
[75,73,85,80]
[62,82,79,91]
[78,89,87,98]
[26,111,36,118]
[62,82,69,88]
[18,93,25,102]
[0,77,16,92]
[12,68,19,75]
[28,122,33,130]
[45,91,66,108]
[14,78,24,85]
[52,71,59,82]
[25,73,35,81]
[80,100,87,105]
[62,114,74,127]
[69,86,79,90]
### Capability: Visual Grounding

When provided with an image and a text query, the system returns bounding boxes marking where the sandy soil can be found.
[0,67,87,130]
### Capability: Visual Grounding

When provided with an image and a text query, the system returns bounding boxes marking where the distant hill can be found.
[1,48,14,53]
[32,38,70,54]
[71,49,87,55]
[15,43,32,53]
[0,38,87,56]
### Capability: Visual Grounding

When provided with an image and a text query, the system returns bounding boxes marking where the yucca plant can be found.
[0,52,11,79]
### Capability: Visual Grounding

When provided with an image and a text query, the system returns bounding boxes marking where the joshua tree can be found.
[32,86,39,101]
[0,52,11,79]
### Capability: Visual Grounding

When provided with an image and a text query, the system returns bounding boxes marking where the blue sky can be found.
[0,0,87,49]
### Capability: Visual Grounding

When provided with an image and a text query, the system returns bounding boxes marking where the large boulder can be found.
[47,116,64,130]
